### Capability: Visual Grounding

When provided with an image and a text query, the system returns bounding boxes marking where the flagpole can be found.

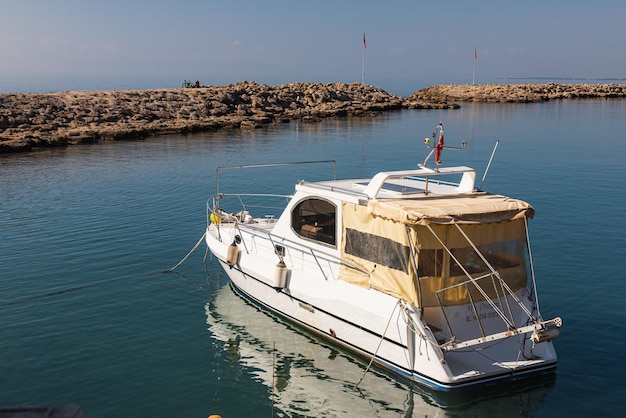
[362,33,366,84]
[472,47,477,85]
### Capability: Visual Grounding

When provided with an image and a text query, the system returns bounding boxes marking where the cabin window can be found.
[418,240,525,278]
[417,249,444,277]
[292,198,336,246]
[345,229,410,273]
[451,240,525,276]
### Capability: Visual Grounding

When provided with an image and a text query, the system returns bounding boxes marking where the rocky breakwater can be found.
[412,83,626,103]
[0,81,456,154]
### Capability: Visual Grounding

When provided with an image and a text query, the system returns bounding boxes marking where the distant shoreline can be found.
[2,81,624,154]
[412,82,626,103]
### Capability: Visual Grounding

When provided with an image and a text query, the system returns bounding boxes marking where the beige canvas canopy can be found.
[339,194,533,307]
[366,192,534,225]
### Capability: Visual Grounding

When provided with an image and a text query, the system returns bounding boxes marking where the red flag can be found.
[363,33,366,48]
[435,123,444,164]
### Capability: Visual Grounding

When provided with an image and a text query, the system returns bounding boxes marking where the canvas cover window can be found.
[417,221,529,307]
[340,202,418,304]
[345,228,409,273]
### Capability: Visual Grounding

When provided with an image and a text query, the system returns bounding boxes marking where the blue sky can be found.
[1,0,624,94]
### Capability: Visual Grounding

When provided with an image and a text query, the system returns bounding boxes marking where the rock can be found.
[410,83,626,103]
[240,120,259,130]
[0,81,450,154]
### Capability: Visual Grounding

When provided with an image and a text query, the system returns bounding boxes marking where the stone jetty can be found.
[0,81,456,154]
[412,83,626,103]
[4,81,621,154]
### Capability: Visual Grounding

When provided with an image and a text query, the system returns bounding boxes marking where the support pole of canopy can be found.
[405,225,423,310]
[525,216,542,318]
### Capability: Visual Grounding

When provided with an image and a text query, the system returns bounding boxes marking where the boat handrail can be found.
[434,272,562,351]
[217,192,293,198]
[362,166,476,198]
[206,195,371,278]
[207,193,292,226]
[249,221,372,278]
[423,220,562,351]
[215,160,336,196]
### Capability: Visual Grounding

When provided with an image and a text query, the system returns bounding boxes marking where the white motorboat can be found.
[204,123,562,391]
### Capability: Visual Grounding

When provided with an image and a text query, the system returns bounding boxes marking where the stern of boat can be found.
[409,285,560,390]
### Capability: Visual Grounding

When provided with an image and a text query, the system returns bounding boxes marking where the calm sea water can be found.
[1,100,625,417]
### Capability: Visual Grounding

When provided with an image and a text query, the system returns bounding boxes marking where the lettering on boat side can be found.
[466,311,499,323]
[464,303,498,323]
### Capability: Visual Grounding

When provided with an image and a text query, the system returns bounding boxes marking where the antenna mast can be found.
[479,140,499,190]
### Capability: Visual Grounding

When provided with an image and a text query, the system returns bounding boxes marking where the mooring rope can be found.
[354,300,400,389]
[163,231,206,273]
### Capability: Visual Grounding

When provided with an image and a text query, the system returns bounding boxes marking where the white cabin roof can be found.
[295,166,476,202]
[294,165,533,225]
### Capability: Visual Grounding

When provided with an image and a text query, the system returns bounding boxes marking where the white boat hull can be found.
[206,223,558,391]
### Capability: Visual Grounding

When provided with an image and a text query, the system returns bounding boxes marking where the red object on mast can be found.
[435,124,444,164]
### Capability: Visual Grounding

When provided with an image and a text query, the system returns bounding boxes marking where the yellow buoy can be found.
[209,213,222,224]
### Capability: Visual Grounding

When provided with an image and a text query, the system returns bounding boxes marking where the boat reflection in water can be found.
[205,283,555,417]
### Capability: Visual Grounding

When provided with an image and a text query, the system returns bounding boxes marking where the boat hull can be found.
[208,226,558,391]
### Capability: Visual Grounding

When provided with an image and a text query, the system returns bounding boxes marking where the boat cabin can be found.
[282,166,535,341]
